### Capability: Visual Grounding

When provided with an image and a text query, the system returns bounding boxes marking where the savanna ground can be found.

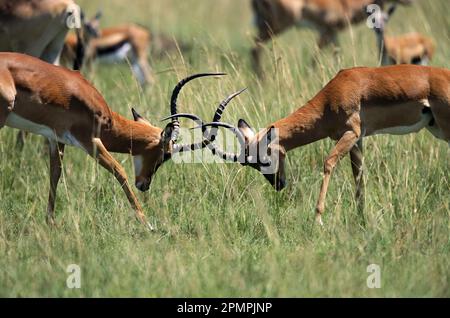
[0,0,449,297]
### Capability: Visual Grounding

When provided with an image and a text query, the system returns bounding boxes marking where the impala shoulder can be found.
[70,73,114,126]
[331,67,368,84]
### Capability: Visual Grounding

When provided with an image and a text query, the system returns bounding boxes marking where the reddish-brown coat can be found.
[0,52,166,229]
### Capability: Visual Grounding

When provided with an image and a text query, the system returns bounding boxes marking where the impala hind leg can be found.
[90,138,154,231]
[316,129,360,226]
[130,50,154,88]
[429,100,450,143]
[137,57,155,87]
[318,29,338,52]
[0,72,16,127]
[47,141,65,226]
[350,138,365,221]
[0,102,10,128]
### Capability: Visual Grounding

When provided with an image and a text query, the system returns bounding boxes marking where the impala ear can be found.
[132,108,143,121]
[132,108,151,125]
[387,4,397,17]
[238,119,255,143]
[94,10,103,20]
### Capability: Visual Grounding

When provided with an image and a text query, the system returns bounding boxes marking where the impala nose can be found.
[135,180,151,192]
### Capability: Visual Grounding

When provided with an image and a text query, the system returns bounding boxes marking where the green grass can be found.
[0,0,449,297]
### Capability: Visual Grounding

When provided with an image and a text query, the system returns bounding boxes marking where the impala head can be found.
[132,73,226,192]
[238,119,287,191]
[371,4,398,34]
[83,10,102,38]
[131,108,174,192]
[202,119,287,191]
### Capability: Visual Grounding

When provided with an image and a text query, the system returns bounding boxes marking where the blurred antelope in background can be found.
[62,22,155,88]
[0,0,83,67]
[0,52,233,229]
[369,4,435,65]
[200,65,450,225]
[250,0,413,77]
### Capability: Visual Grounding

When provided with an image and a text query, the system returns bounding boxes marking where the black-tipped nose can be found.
[136,180,150,192]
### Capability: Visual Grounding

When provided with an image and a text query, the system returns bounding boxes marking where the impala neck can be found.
[100,112,161,154]
[270,99,329,152]
[376,31,388,65]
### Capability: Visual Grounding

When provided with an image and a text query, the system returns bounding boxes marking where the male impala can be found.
[250,0,413,77]
[370,4,435,65]
[0,52,230,229]
[200,65,449,225]
[62,23,154,87]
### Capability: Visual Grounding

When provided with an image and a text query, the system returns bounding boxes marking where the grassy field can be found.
[0,0,449,297]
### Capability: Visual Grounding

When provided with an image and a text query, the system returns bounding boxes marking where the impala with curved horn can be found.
[0,52,227,230]
[201,64,450,225]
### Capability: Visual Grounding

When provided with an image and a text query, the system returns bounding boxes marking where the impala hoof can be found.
[316,215,324,227]
[147,222,156,232]
[46,216,58,228]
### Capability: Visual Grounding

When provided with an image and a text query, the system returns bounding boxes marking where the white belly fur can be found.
[97,42,132,64]
[5,113,84,149]
[371,111,432,136]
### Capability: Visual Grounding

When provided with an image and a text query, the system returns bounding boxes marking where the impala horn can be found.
[169,73,225,144]
[196,122,246,162]
[162,88,247,153]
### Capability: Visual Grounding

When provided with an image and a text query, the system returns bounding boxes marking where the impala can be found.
[370,4,435,65]
[200,65,450,225]
[0,52,233,229]
[62,22,154,87]
[0,0,83,68]
[250,0,413,77]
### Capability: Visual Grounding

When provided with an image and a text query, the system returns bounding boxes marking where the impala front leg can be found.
[350,138,365,216]
[47,141,65,226]
[316,130,360,225]
[137,57,155,87]
[16,131,27,150]
[91,138,154,231]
